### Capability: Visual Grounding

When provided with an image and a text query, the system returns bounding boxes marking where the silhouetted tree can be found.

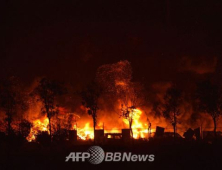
[196,80,222,137]
[81,81,101,142]
[19,119,32,139]
[0,77,27,136]
[120,82,144,138]
[33,78,65,141]
[162,86,182,138]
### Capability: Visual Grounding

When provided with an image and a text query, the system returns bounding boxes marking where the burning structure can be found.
[0,60,222,144]
[3,1,222,169]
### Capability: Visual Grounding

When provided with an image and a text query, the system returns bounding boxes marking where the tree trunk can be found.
[93,117,96,143]
[213,117,217,138]
[8,121,10,135]
[49,117,52,142]
[173,111,176,139]
[129,119,133,138]
[173,124,176,139]
[7,113,12,136]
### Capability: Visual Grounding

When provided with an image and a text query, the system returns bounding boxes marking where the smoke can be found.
[179,56,217,74]
[1,59,221,138]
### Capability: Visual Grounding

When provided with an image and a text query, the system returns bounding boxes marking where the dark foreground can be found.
[0,139,222,170]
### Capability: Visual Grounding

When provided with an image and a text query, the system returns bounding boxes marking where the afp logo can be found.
[87,146,105,164]
[66,146,154,164]
[65,146,105,164]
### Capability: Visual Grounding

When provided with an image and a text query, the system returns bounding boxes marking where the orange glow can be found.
[26,108,155,142]
[122,108,151,139]
[115,81,127,86]
[27,117,49,142]
[74,123,94,140]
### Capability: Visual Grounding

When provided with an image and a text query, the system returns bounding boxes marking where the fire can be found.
[122,108,152,139]
[105,129,121,133]
[115,81,127,86]
[74,123,94,140]
[27,117,49,142]
[26,108,153,142]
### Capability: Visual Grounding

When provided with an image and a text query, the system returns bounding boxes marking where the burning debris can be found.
[27,117,49,142]
[25,107,152,142]
[0,60,222,144]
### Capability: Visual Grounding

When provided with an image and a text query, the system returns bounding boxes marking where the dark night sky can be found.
[2,0,222,89]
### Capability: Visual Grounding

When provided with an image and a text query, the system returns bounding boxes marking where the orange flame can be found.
[122,108,153,139]
[26,108,154,142]
[73,123,94,140]
[27,117,49,142]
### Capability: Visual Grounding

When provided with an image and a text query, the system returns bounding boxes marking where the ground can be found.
[0,139,222,170]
